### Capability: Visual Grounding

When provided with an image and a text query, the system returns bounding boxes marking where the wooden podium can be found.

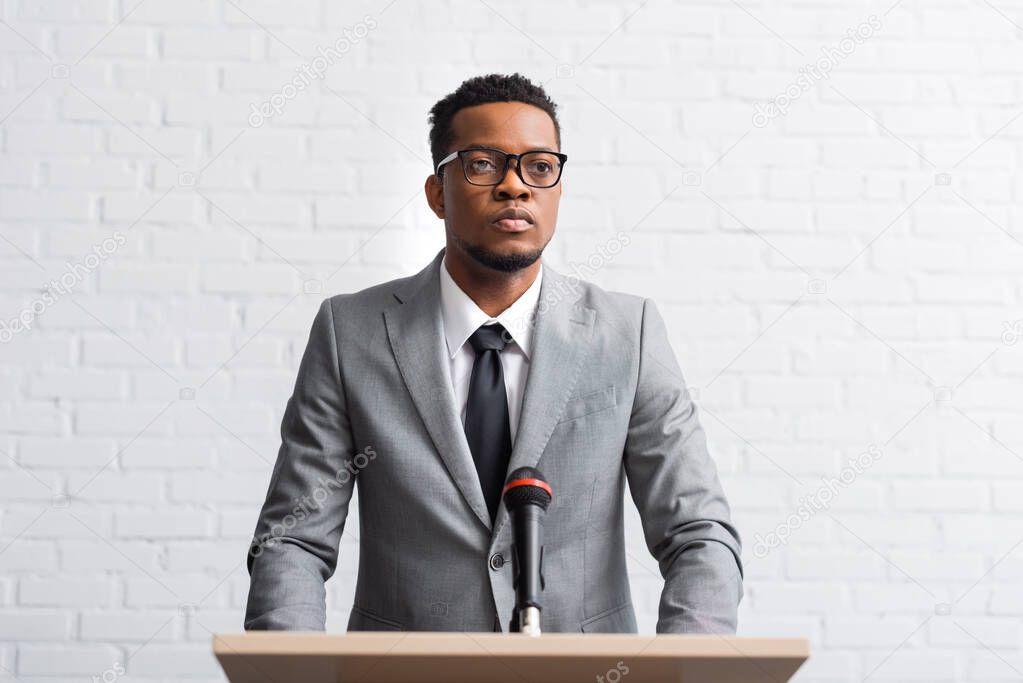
[214,632,809,682]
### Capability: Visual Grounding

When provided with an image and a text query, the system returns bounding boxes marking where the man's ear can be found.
[424,174,445,219]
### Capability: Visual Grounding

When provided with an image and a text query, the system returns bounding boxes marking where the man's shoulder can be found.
[568,275,647,318]
[549,273,651,344]
[321,269,419,316]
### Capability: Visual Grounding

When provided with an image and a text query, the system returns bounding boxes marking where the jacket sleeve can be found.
[623,298,744,634]
[244,297,359,630]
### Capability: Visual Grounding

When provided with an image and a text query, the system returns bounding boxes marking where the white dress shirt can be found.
[439,255,543,445]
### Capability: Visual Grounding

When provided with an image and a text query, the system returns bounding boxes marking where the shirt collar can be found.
[439,254,543,360]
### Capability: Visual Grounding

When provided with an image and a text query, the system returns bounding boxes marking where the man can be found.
[245,73,743,634]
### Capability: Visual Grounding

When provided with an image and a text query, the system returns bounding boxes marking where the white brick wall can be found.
[1,0,1021,680]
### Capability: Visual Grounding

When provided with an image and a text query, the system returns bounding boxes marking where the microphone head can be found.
[502,466,552,512]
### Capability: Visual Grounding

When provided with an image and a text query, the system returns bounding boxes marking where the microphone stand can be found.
[508,507,545,636]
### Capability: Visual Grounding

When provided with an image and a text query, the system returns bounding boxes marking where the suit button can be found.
[489,553,505,570]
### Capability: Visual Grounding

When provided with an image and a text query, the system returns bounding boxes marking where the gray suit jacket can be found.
[245,247,743,634]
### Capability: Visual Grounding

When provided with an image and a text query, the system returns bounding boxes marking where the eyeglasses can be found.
[435,147,568,188]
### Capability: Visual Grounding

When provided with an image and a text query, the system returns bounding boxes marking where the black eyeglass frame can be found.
[435,147,568,188]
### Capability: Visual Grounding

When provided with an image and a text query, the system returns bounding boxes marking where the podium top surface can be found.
[214,632,809,683]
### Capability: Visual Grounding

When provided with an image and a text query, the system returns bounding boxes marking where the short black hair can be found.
[427,73,561,173]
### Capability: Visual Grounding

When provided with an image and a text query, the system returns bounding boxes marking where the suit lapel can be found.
[491,265,596,540]
[383,249,598,539]
[384,249,493,532]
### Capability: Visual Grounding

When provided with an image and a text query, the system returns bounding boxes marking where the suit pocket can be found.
[348,605,404,631]
[557,385,616,424]
[580,601,635,633]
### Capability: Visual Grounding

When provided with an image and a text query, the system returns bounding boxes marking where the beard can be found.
[451,232,546,273]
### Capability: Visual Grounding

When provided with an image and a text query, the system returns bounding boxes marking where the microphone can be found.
[502,466,552,636]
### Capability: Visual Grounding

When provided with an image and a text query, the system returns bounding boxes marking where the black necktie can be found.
[464,322,513,524]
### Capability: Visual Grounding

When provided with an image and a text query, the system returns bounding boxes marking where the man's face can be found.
[426,102,562,274]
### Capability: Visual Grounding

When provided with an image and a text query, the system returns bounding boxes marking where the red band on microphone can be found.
[502,477,553,497]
